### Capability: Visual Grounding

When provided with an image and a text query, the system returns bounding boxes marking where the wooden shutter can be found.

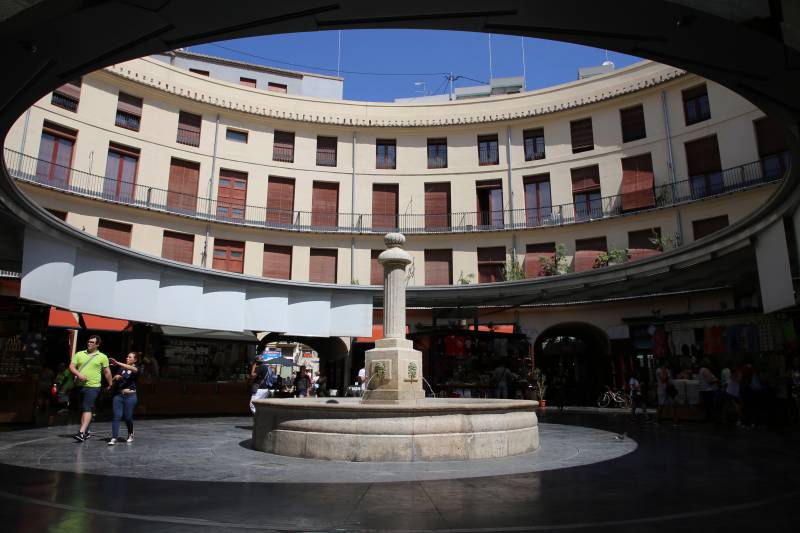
[212,239,244,273]
[570,118,594,153]
[311,181,339,227]
[620,153,655,210]
[217,168,247,220]
[425,249,452,286]
[316,136,337,166]
[263,244,292,280]
[104,143,139,199]
[273,131,294,162]
[525,242,555,278]
[161,231,194,264]
[574,237,607,272]
[571,165,600,192]
[54,79,81,100]
[266,176,295,225]
[628,228,660,261]
[371,250,383,285]
[268,82,287,93]
[167,158,200,212]
[239,77,257,87]
[97,219,132,247]
[477,246,505,283]
[425,182,451,229]
[309,248,337,283]
[692,215,729,240]
[620,105,646,143]
[117,93,142,116]
[754,117,788,157]
[372,183,398,230]
[189,68,209,76]
[177,111,201,146]
[36,122,76,187]
[685,135,721,176]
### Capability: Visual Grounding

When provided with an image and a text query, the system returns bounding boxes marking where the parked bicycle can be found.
[597,386,632,408]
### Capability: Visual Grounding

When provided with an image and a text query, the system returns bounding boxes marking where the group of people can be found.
[249,357,327,413]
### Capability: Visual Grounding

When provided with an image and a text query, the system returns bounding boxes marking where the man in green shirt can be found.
[69,334,112,442]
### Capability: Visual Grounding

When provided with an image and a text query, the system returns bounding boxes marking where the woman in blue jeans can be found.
[107,352,140,445]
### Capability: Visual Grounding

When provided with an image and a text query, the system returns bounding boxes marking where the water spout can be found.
[421,377,436,398]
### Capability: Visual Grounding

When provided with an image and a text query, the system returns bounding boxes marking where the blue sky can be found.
[191,30,643,102]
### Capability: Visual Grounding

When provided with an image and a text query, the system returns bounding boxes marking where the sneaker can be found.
[125,434,134,443]
[107,438,117,446]
[72,432,86,442]
[84,431,93,440]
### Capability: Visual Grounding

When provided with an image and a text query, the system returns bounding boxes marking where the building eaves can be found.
[166,49,344,82]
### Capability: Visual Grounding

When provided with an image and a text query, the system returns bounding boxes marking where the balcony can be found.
[273,145,294,163]
[115,110,140,131]
[51,93,78,112]
[6,148,786,236]
[176,127,200,147]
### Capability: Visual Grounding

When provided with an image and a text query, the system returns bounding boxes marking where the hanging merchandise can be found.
[653,327,668,358]
[703,326,724,355]
[669,328,694,357]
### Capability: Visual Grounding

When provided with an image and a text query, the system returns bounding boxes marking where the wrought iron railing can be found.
[176,127,200,147]
[5,147,787,235]
[51,93,78,112]
[115,110,140,131]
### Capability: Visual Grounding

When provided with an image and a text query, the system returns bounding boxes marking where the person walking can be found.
[655,361,678,426]
[629,371,651,422]
[69,335,113,442]
[107,352,140,445]
[492,360,514,399]
[294,367,310,397]
[698,359,718,422]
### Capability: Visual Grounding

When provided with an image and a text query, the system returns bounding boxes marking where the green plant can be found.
[351,278,360,285]
[457,271,475,285]
[594,248,630,268]
[648,229,679,252]
[532,368,547,401]
[501,252,526,281]
[538,243,568,276]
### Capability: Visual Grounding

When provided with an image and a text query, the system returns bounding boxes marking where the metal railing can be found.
[51,93,78,112]
[5,148,786,235]
[176,127,200,147]
[272,145,294,163]
[115,110,140,131]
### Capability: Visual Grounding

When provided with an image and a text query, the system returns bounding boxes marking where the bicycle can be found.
[597,386,632,408]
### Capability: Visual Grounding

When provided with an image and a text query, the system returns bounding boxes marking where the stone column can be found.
[363,233,425,403]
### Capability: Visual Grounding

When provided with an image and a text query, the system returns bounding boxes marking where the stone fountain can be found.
[252,234,539,461]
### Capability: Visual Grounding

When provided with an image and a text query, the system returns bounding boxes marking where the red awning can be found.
[355,324,410,343]
[48,307,81,329]
[468,325,515,333]
[81,313,131,332]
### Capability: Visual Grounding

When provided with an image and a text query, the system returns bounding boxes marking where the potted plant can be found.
[532,368,547,408]
[593,247,630,268]
[538,243,568,276]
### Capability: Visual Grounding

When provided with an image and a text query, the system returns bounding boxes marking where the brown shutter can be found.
[309,249,337,283]
[273,131,295,162]
[263,244,292,280]
[685,135,721,176]
[425,249,453,285]
[620,105,646,142]
[161,231,194,264]
[620,153,655,210]
[97,219,132,247]
[178,111,201,132]
[46,209,68,221]
[571,165,601,192]
[372,183,398,230]
[628,228,660,261]
[570,118,594,153]
[754,117,788,157]
[117,92,143,116]
[212,239,244,273]
[425,182,451,229]
[311,181,339,227]
[268,82,287,93]
[574,237,607,272]
[189,68,209,76]
[167,158,200,212]
[370,250,384,285]
[239,77,257,87]
[477,246,505,283]
[316,136,337,166]
[217,169,247,220]
[266,176,295,225]
[42,121,78,140]
[525,242,555,278]
[692,215,729,240]
[54,79,81,99]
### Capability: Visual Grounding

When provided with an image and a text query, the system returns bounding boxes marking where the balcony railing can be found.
[176,127,200,147]
[5,148,787,235]
[272,145,294,163]
[115,110,140,131]
[51,93,79,112]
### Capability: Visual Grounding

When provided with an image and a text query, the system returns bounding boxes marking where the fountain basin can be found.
[252,398,539,461]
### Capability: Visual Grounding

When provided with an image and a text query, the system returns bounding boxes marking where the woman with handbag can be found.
[107,352,140,445]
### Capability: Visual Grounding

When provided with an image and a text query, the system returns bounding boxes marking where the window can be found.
[272,131,294,162]
[571,165,602,220]
[189,68,209,76]
[620,153,655,211]
[685,135,723,198]
[268,82,287,93]
[263,245,292,280]
[46,208,68,221]
[570,118,594,153]
[525,243,556,278]
[311,181,339,228]
[266,176,295,225]
[103,143,139,200]
[683,84,710,125]
[97,219,132,248]
[478,134,499,165]
[427,138,447,168]
[628,228,661,262]
[523,128,545,161]
[575,237,607,272]
[754,117,790,179]
[176,111,201,147]
[376,139,396,169]
[372,183,398,231]
[36,122,76,188]
[477,247,505,283]
[371,250,383,285]
[523,174,552,226]
[424,182,451,230]
[239,77,257,87]
[216,169,247,220]
[115,92,142,131]
[162,231,194,264]
[476,180,503,228]
[166,158,200,213]
[212,239,244,273]
[620,105,646,143]
[692,215,729,240]
[226,128,248,143]
[51,79,81,112]
[309,249,337,283]
[316,136,337,167]
[425,249,453,285]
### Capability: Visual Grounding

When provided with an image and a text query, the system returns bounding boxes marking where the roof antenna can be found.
[602,49,614,68]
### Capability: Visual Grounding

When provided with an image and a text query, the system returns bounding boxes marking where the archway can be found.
[257,333,350,392]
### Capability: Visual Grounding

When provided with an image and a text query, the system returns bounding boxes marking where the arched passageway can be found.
[257,333,349,392]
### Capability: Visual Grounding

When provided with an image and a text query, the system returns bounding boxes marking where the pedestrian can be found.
[629,371,651,422]
[54,362,73,413]
[492,360,514,399]
[358,367,366,390]
[107,351,140,445]
[69,335,113,442]
[698,359,718,422]
[294,367,310,397]
[655,360,678,426]
[312,371,321,397]
[316,371,328,397]
[249,360,275,414]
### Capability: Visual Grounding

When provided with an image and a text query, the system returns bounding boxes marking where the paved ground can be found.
[0,410,797,532]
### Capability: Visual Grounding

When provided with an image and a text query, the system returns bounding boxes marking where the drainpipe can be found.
[16,108,31,172]
[661,90,684,245]
[350,131,357,282]
[201,113,221,266]
[505,126,517,256]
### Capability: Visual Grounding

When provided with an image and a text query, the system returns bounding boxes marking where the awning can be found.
[354,324,410,343]
[82,313,131,332]
[158,325,258,342]
[48,307,81,329]
[468,325,515,333]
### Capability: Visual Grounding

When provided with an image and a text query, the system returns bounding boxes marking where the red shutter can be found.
[754,117,788,157]
[620,105,646,142]
[312,181,339,227]
[685,135,721,176]
[273,131,295,162]
[571,165,600,192]
[574,237,607,272]
[117,92,143,116]
[263,245,292,280]
[628,228,660,261]
[266,176,295,225]
[97,219,132,247]
[425,249,453,286]
[525,242,555,278]
[162,231,194,264]
[309,249,337,283]
[372,183,398,230]
[570,118,594,153]
[217,168,247,220]
[167,158,200,212]
[212,239,244,273]
[620,153,655,211]
[477,247,505,283]
[425,182,451,229]
[692,215,729,240]
[371,250,384,285]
